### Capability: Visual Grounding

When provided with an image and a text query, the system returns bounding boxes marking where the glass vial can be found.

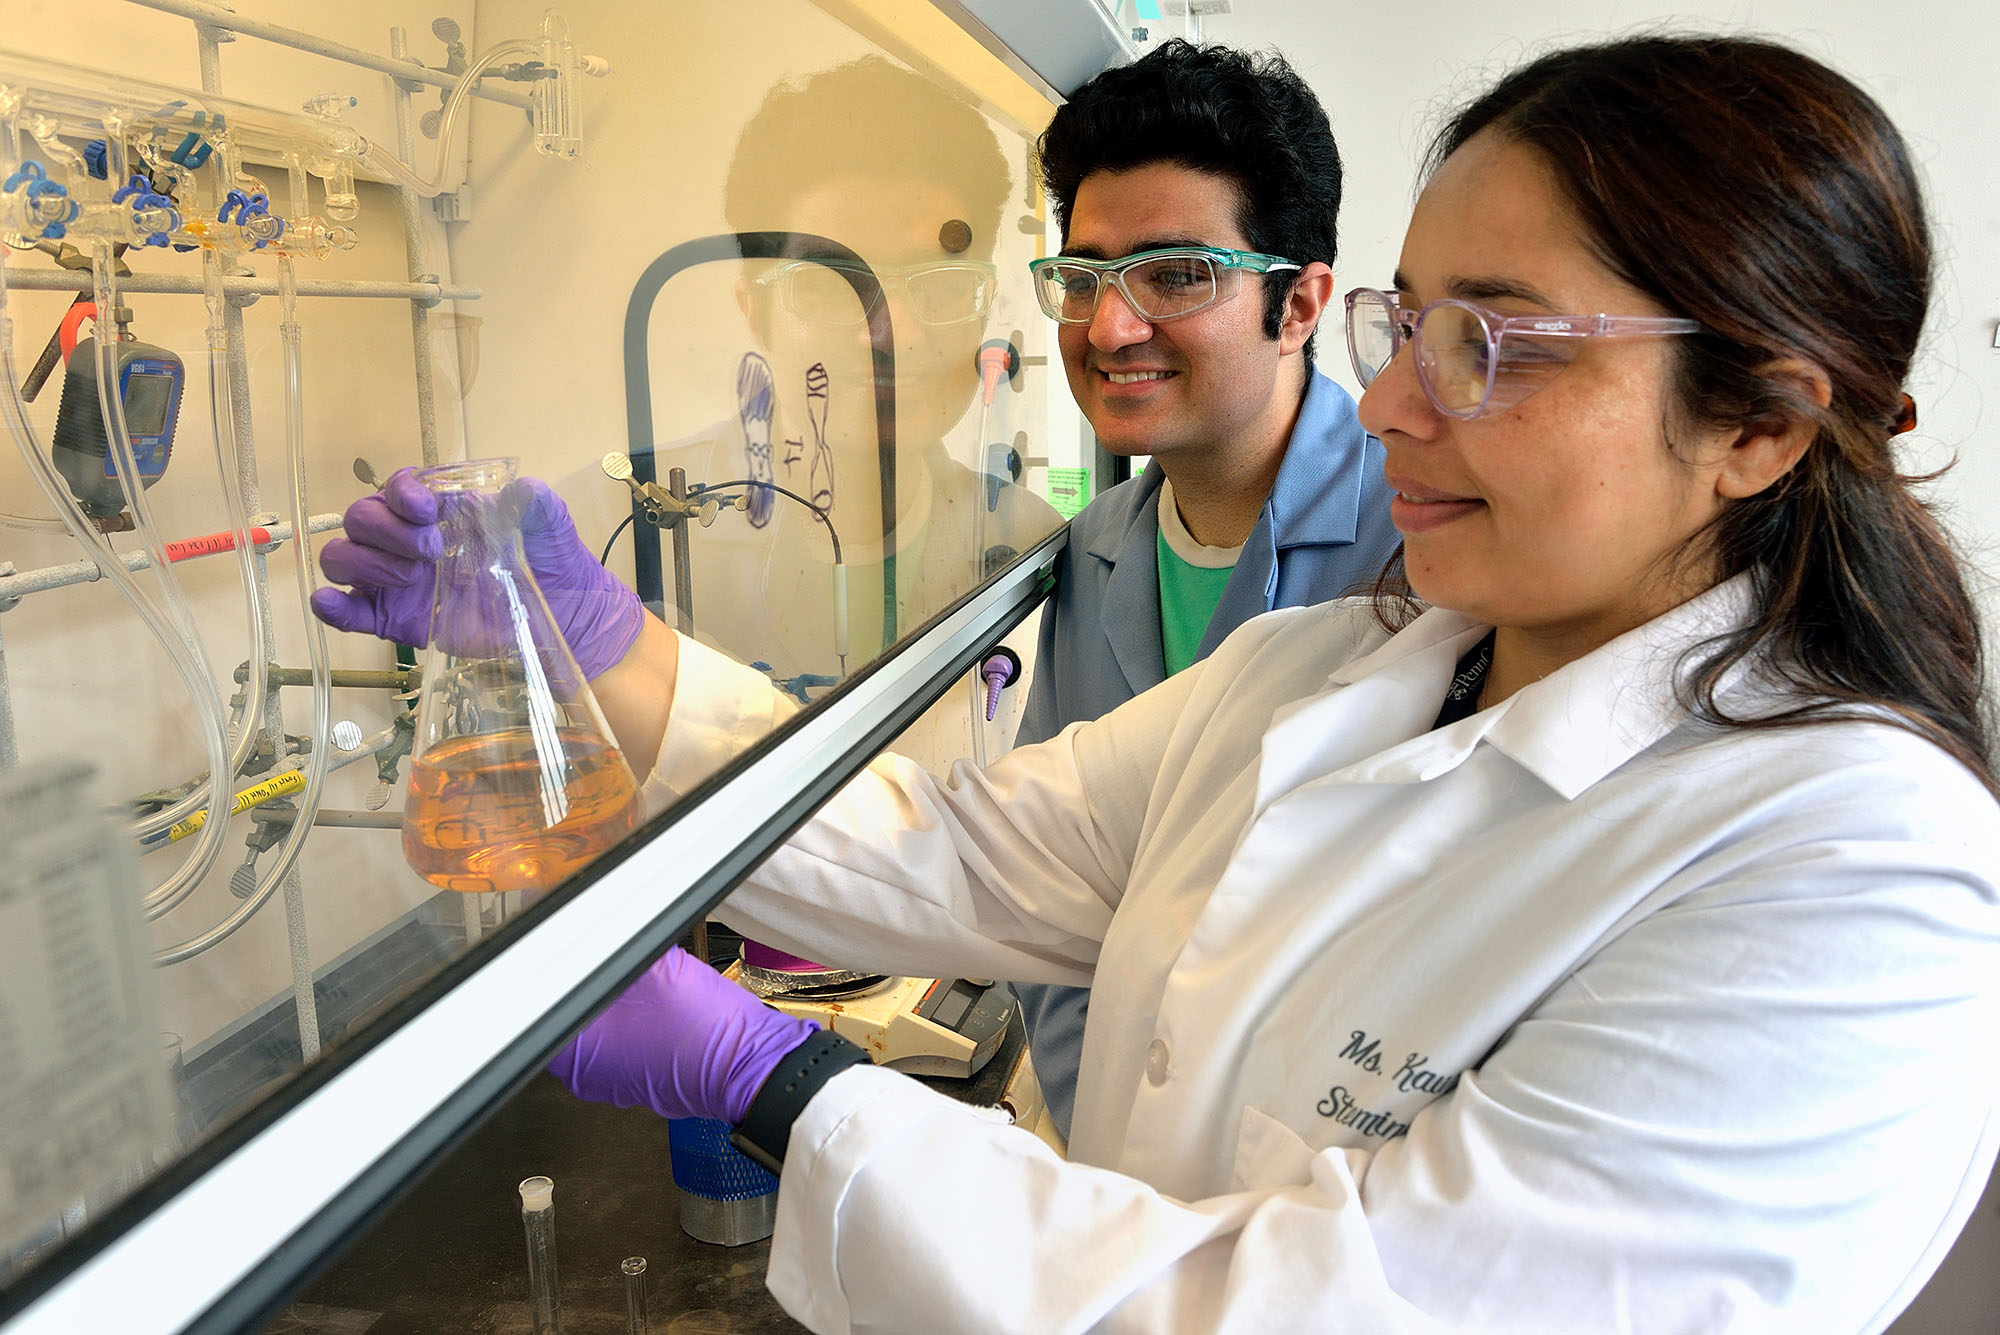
[621,1256,649,1334]
[519,1175,564,1335]
[402,459,642,892]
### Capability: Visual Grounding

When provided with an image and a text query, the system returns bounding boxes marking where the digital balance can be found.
[727,940,1015,1079]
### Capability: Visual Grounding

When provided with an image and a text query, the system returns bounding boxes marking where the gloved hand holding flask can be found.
[312,466,645,679]
[315,461,649,894]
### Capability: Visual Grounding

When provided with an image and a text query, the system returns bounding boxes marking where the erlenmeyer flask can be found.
[402,458,642,893]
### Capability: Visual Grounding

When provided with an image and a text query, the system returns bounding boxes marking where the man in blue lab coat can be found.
[1012,41,1399,1139]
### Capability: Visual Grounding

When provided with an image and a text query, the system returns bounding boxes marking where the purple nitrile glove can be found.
[548,946,820,1125]
[310,468,440,646]
[311,467,646,679]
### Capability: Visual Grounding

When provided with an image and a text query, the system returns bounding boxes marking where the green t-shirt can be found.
[1155,478,1243,676]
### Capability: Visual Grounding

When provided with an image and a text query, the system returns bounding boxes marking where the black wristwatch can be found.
[730,1029,873,1173]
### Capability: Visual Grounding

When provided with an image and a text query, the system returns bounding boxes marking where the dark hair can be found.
[1409,34,1993,791]
[724,56,1009,258]
[1037,40,1340,358]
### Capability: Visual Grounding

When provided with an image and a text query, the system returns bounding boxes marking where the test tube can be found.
[621,1256,649,1334]
[518,1176,564,1334]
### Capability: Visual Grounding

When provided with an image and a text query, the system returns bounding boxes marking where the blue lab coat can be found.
[1013,367,1400,1136]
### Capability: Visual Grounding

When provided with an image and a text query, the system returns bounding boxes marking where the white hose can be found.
[154,252,334,964]
[354,40,537,199]
[0,242,240,926]
[202,247,270,779]
[126,250,269,844]
[86,240,236,919]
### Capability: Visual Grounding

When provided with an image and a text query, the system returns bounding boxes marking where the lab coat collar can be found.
[1319,575,1759,801]
[1090,467,1171,698]
[1265,369,1369,552]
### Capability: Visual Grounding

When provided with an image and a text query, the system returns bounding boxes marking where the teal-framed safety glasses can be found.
[750,258,1000,327]
[1028,246,1301,325]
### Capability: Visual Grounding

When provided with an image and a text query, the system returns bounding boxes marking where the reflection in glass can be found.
[637,55,1059,676]
[753,258,1000,327]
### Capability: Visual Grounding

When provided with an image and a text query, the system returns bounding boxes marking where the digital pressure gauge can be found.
[51,334,186,518]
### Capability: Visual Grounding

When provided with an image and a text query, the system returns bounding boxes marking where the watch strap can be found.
[730,1028,873,1173]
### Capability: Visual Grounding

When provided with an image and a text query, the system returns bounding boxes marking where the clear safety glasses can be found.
[754,259,999,327]
[1028,246,1301,325]
[1344,286,1702,420]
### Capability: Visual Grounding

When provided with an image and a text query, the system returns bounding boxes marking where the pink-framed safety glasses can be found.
[1344,286,1701,420]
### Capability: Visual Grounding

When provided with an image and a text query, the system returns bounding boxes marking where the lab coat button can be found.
[1144,1038,1170,1086]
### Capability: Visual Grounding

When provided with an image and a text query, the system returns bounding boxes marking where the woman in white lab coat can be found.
[320,31,2000,1335]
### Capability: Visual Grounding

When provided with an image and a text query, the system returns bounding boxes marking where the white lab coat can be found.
[643,576,2000,1335]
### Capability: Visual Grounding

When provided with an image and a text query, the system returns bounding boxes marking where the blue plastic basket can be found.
[665,1117,779,1201]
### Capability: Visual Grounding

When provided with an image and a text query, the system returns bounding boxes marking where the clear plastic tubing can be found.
[153,252,336,964]
[129,248,269,846]
[200,246,270,798]
[355,38,536,198]
[82,233,234,918]
[0,240,235,917]
[83,224,238,915]
[520,1176,564,1335]
[621,1256,648,1334]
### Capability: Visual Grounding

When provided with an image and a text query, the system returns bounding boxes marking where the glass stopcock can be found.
[401,459,641,893]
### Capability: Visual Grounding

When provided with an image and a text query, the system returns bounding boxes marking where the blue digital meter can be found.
[109,356,180,478]
[51,336,186,519]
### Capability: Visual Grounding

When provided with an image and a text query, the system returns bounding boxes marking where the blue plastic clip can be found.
[169,131,213,169]
[3,161,80,240]
[159,107,219,170]
[83,140,108,180]
[216,189,280,248]
[111,173,180,246]
[242,193,280,245]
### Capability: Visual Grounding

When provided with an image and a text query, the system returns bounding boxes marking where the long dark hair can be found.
[1406,34,1992,791]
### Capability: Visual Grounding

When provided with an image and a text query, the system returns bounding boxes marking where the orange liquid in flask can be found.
[403,727,642,893]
